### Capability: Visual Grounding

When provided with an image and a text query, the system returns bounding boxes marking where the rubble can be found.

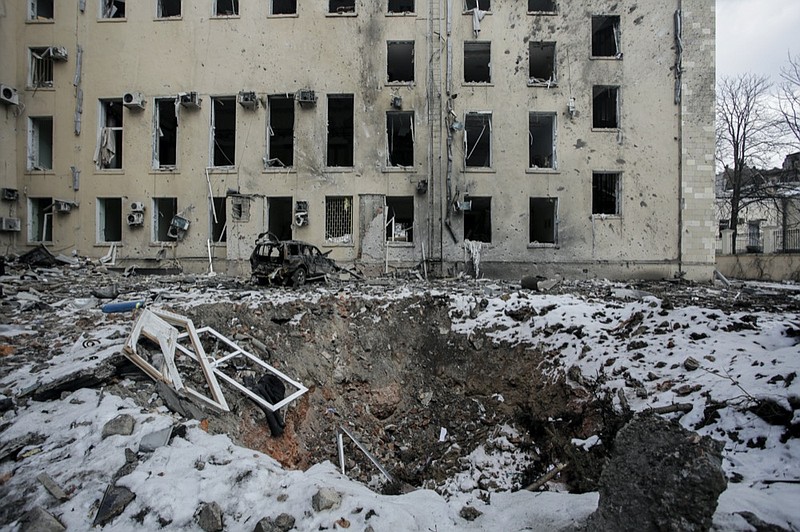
[312,487,343,512]
[196,501,224,532]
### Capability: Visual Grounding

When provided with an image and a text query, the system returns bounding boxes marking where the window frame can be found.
[28,0,54,22]
[387,40,415,84]
[592,85,620,130]
[529,197,558,246]
[464,41,492,84]
[463,196,492,243]
[29,47,54,89]
[528,41,557,87]
[385,196,415,244]
[210,96,237,168]
[99,0,126,19]
[97,197,124,244]
[387,0,415,15]
[386,110,415,169]
[27,116,54,172]
[152,197,179,243]
[213,0,239,17]
[328,0,356,15]
[156,0,182,19]
[28,197,54,243]
[96,98,124,170]
[527,0,556,14]
[592,172,622,216]
[464,111,492,169]
[270,0,297,16]
[591,15,622,59]
[266,94,295,169]
[528,112,557,171]
[325,196,354,245]
[326,94,355,169]
[153,97,179,170]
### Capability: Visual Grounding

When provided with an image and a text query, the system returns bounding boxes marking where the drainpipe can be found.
[675,0,685,276]
[444,0,458,243]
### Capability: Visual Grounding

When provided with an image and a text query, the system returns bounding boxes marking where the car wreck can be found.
[250,234,339,287]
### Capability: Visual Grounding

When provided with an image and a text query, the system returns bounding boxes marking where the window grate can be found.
[325,196,353,243]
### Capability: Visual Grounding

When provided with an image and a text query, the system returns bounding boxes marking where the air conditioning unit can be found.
[296,89,317,108]
[0,217,21,232]
[1,188,19,201]
[179,91,202,109]
[130,201,145,212]
[127,212,145,226]
[238,91,258,109]
[170,215,190,231]
[54,200,73,213]
[294,200,308,227]
[0,84,19,106]
[49,46,68,61]
[122,91,146,110]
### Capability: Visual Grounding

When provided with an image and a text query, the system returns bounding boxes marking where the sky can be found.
[716,0,800,83]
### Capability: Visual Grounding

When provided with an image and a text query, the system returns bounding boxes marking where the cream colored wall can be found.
[0,1,23,253]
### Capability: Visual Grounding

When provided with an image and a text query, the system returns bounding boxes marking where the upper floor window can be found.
[387,111,414,167]
[29,0,54,21]
[593,86,619,129]
[464,42,491,83]
[330,0,355,14]
[157,0,181,18]
[464,112,491,168]
[28,117,53,171]
[211,96,237,167]
[464,0,489,12]
[327,95,354,167]
[528,0,555,13]
[267,95,295,168]
[592,172,621,215]
[529,42,556,86]
[529,113,556,170]
[592,15,621,58]
[271,0,297,15]
[215,0,239,16]
[29,47,54,88]
[388,0,414,14]
[388,41,414,83]
[29,197,54,243]
[96,99,124,169]
[100,0,126,19]
[154,98,178,169]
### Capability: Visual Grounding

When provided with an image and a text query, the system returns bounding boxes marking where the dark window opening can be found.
[464,112,491,168]
[529,113,555,169]
[155,99,178,168]
[231,196,251,223]
[388,0,414,14]
[154,197,178,242]
[387,111,414,167]
[269,197,293,240]
[592,15,620,57]
[388,41,414,83]
[464,196,491,243]
[464,0,490,11]
[101,0,125,18]
[212,97,236,167]
[29,197,53,242]
[464,42,491,83]
[29,116,53,171]
[592,173,620,215]
[268,96,294,167]
[158,0,181,17]
[330,0,355,13]
[528,0,555,12]
[30,47,54,88]
[272,0,297,15]
[98,198,123,243]
[215,0,238,16]
[529,198,557,244]
[211,197,227,243]
[592,86,619,128]
[529,42,556,84]
[327,95,354,167]
[31,0,54,20]
[386,196,414,242]
[98,99,123,169]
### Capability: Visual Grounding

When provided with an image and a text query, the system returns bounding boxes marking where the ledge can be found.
[526,168,559,174]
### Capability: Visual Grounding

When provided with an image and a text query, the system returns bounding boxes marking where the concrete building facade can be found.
[0,0,716,280]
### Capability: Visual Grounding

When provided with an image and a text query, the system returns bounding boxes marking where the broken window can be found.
[211,197,227,243]
[387,41,414,83]
[100,0,126,18]
[327,94,354,167]
[464,42,491,83]
[28,116,53,171]
[28,197,53,242]
[387,111,414,167]
[97,197,123,243]
[325,196,353,244]
[329,0,355,14]
[267,95,294,168]
[154,98,178,169]
[153,197,178,242]
[592,172,620,215]
[529,197,557,244]
[29,0,54,20]
[231,196,251,223]
[388,0,414,14]
[529,113,556,169]
[385,196,414,243]
[29,47,54,88]
[211,96,236,167]
[96,99,124,169]
[592,86,619,129]
[214,0,238,16]
[528,0,555,12]
[464,112,491,168]
[529,42,556,85]
[464,0,489,11]
[271,0,296,15]
[268,197,293,240]
[158,0,181,18]
[464,196,491,243]
[592,15,621,58]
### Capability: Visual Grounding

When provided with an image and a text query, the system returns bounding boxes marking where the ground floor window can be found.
[153,197,178,242]
[385,196,413,242]
[464,196,491,242]
[325,196,353,244]
[28,197,53,242]
[529,197,557,244]
[97,197,123,243]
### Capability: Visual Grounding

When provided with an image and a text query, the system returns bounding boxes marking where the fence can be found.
[717,227,800,255]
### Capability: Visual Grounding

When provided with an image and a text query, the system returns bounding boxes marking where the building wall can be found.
[0,1,22,253]
[1,0,716,280]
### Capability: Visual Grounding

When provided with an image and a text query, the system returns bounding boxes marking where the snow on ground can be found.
[1,277,799,530]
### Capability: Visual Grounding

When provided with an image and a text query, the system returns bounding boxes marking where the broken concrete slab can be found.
[19,506,65,532]
[138,426,173,453]
[36,473,68,501]
[93,485,136,527]
[102,414,135,439]
[196,501,223,532]
[311,488,342,512]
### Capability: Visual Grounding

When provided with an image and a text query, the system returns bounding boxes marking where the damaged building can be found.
[0,0,716,280]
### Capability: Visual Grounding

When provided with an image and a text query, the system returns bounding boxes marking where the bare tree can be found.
[716,74,784,253]
[778,53,800,147]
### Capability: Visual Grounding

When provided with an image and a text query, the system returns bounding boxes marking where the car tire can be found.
[292,268,307,287]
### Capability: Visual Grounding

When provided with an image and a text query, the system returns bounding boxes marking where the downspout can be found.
[444,0,458,243]
[675,1,685,275]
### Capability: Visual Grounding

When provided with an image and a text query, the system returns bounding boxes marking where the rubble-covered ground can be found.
[1,262,799,531]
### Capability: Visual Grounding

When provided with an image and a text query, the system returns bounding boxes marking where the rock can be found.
[312,487,342,512]
[335,517,351,528]
[102,414,135,439]
[460,506,482,521]
[93,486,136,527]
[196,501,224,532]
[369,384,401,420]
[274,513,296,531]
[20,507,65,532]
[583,414,726,532]
[521,275,546,290]
[683,357,700,371]
[254,512,296,532]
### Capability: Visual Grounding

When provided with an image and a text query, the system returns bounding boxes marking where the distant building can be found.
[0,1,716,280]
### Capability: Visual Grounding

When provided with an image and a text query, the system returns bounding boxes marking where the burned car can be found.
[250,234,338,286]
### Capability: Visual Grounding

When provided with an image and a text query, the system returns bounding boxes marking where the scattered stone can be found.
[683,357,700,371]
[274,513,296,531]
[312,487,342,512]
[521,275,546,290]
[737,511,790,532]
[460,506,482,521]
[93,485,136,527]
[20,506,65,532]
[583,414,726,532]
[253,512,296,532]
[335,517,351,528]
[102,414,135,439]
[36,472,68,501]
[196,501,224,532]
[139,426,174,453]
